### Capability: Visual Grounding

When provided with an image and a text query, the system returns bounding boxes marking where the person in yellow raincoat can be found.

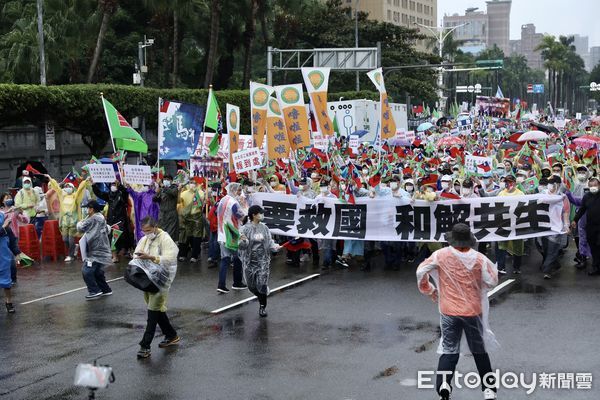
[177,180,205,263]
[496,175,525,274]
[46,174,90,262]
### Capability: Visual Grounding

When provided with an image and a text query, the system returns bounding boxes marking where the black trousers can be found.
[587,229,600,272]
[139,310,177,349]
[256,293,267,308]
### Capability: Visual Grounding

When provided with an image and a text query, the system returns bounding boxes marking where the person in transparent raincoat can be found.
[416,223,500,400]
[238,205,280,318]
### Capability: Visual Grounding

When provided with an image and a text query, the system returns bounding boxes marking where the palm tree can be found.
[86,0,119,83]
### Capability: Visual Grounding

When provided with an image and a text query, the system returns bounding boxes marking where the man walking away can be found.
[416,223,499,400]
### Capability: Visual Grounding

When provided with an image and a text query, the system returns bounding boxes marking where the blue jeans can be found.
[82,261,112,294]
[32,216,47,240]
[218,244,243,288]
[208,231,220,260]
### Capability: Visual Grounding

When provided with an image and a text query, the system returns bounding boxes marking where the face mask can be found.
[64,187,74,195]
[211,190,217,197]
[405,185,414,193]
[496,169,506,176]
[538,185,547,192]
[482,179,490,186]
[110,185,118,192]
[552,172,561,177]
[516,176,525,184]
[4,199,14,207]
[246,187,255,193]
[590,187,599,194]
[146,231,157,240]
[460,188,472,196]
[577,174,587,182]
[548,183,557,192]
[257,213,265,221]
[454,185,461,192]
[390,182,399,190]
[298,185,305,191]
[426,187,435,193]
[380,183,388,188]
[189,184,197,190]
[23,183,32,189]
[499,182,506,189]
[163,180,171,187]
[270,181,277,188]
[441,182,450,190]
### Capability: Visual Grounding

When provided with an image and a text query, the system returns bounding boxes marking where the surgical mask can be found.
[64,187,74,194]
[270,181,277,188]
[483,179,490,186]
[499,182,506,189]
[163,180,171,187]
[577,174,587,182]
[426,186,435,193]
[298,185,305,191]
[496,169,506,176]
[405,185,414,193]
[4,199,14,207]
[552,172,561,177]
[441,182,450,190]
[189,184,197,190]
[23,183,32,189]
[390,182,399,190]
[257,213,264,221]
[110,185,118,192]
[454,185,461,192]
[538,185,547,192]
[246,187,255,193]
[548,183,557,192]
[460,188,472,196]
[146,232,157,240]
[362,169,369,176]
[319,187,328,193]
[516,176,525,184]
[589,187,599,194]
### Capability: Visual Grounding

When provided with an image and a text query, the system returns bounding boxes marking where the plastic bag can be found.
[126,258,174,292]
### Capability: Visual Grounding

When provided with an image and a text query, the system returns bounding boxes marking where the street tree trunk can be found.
[241,0,258,89]
[204,0,221,88]
[87,1,117,83]
[171,9,179,88]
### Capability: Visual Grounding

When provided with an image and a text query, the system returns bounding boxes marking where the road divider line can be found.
[210,273,320,314]
[487,278,516,299]
[20,277,125,305]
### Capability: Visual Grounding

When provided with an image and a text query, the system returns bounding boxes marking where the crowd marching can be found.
[0,106,599,369]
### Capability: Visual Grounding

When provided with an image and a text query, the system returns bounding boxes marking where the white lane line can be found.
[487,278,516,298]
[210,273,320,314]
[19,277,125,305]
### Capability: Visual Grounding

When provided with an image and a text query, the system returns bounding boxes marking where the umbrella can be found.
[437,136,464,147]
[500,142,519,150]
[517,130,549,142]
[573,136,600,149]
[436,117,448,126]
[529,122,559,134]
[417,122,434,132]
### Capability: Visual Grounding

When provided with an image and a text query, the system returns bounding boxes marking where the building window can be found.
[417,3,423,12]
[410,15,415,23]
[417,17,422,24]
[402,0,408,8]
[394,11,400,22]
[388,9,392,20]
[394,0,399,6]
[410,1,415,11]
[402,13,408,24]
[424,5,429,14]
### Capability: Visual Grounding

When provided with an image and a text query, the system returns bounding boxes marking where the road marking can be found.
[19,277,124,305]
[487,278,516,298]
[210,273,320,314]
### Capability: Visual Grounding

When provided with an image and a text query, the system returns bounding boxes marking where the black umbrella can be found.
[436,117,448,126]
[529,122,559,134]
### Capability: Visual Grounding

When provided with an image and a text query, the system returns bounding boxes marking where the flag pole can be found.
[101,93,117,154]
[156,96,161,172]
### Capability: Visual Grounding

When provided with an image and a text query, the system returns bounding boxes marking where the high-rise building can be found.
[486,0,511,54]
[346,0,438,51]
[571,34,590,71]
[518,24,544,70]
[589,46,600,72]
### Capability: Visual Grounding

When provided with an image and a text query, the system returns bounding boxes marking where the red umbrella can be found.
[437,136,464,147]
[573,135,600,149]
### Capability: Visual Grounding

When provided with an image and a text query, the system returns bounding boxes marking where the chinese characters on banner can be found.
[232,147,263,174]
[250,193,566,242]
[311,133,331,150]
[122,165,152,185]
[189,157,223,180]
[158,99,205,160]
[367,67,396,140]
[250,82,274,148]
[301,67,335,136]
[275,84,311,150]
[226,103,240,170]
[86,164,117,183]
[465,155,494,175]
[266,97,291,159]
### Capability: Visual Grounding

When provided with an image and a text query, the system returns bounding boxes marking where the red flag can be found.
[281,239,312,252]
[25,164,42,175]
[477,162,491,172]
[368,174,381,188]
[440,191,461,200]
[310,147,328,161]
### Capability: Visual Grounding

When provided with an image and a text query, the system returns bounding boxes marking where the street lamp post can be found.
[414,22,468,110]
[135,36,154,146]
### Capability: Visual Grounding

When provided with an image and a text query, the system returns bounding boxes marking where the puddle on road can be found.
[490,281,547,306]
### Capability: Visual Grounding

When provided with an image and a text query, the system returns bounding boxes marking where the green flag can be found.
[101,97,148,153]
[204,88,221,131]
[224,222,239,251]
[19,253,35,267]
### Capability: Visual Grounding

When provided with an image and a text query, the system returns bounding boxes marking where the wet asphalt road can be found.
[1,242,599,400]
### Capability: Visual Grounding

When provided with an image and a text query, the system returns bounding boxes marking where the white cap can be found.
[441,175,452,182]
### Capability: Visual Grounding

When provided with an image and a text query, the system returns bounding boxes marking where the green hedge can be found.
[0,84,379,154]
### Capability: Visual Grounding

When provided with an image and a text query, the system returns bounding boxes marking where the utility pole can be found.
[135,36,154,148]
[413,22,468,111]
[37,0,52,176]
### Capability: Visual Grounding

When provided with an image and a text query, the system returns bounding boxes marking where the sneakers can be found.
[513,269,521,275]
[137,347,151,359]
[101,291,113,296]
[217,287,230,294]
[232,283,248,290]
[543,274,552,280]
[259,306,268,318]
[336,258,350,268]
[439,381,452,400]
[64,256,73,263]
[158,335,181,348]
[190,258,198,263]
[178,257,186,262]
[483,388,497,399]
[85,292,103,300]
[498,268,507,275]
[5,303,15,313]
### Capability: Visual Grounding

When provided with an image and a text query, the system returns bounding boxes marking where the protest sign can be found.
[123,165,152,185]
[190,157,223,180]
[86,164,116,183]
[465,155,494,175]
[232,147,263,173]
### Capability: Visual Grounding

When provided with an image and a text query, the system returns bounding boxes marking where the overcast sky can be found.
[438,0,600,49]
